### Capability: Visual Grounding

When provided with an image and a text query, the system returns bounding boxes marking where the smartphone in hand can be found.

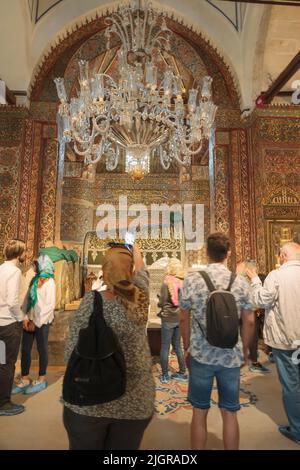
[125,231,135,249]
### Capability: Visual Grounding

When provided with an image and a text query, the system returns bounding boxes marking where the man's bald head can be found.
[280,242,300,263]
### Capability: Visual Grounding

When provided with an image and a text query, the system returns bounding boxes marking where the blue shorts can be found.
[188,356,241,412]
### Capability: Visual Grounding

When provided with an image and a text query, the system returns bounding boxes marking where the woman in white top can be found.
[12,255,56,395]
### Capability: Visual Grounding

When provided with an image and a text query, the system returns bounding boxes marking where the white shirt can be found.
[28,278,56,328]
[0,261,24,326]
[251,260,300,350]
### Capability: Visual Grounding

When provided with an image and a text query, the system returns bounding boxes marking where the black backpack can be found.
[63,291,126,406]
[197,271,239,349]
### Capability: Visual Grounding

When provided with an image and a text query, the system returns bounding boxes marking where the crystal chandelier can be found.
[54,0,217,181]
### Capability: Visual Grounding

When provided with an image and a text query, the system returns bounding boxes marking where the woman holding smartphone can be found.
[63,243,155,450]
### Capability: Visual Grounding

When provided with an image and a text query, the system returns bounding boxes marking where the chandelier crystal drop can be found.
[54,0,217,180]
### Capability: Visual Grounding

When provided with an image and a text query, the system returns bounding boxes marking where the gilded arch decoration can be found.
[29,5,240,108]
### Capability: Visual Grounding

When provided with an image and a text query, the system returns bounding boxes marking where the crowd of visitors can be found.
[1,234,299,450]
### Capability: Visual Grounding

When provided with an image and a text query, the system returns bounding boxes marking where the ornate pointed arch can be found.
[29,4,240,109]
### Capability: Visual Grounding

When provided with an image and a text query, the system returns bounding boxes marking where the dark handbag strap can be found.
[200,271,236,292]
[195,316,206,338]
[196,271,214,338]
[89,290,106,329]
[227,273,236,291]
[199,271,216,292]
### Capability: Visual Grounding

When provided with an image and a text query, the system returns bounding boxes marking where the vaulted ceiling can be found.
[27,1,246,29]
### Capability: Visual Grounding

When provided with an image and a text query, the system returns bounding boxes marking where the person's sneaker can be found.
[0,402,25,416]
[279,425,300,444]
[160,374,170,384]
[171,372,188,382]
[249,362,270,373]
[12,379,31,395]
[24,380,48,394]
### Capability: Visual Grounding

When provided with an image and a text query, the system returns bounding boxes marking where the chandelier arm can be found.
[159,149,171,170]
[155,104,175,117]
[72,125,98,152]
[107,158,118,171]
[149,131,169,148]
[163,118,177,130]
[108,134,127,149]
[145,14,157,52]
[172,152,189,165]
[86,154,102,164]
[106,13,125,42]
[119,11,132,48]
[106,148,119,171]
[153,37,168,52]
[93,117,110,135]
[111,12,130,51]
[142,6,149,51]
[181,140,203,155]
[73,141,92,157]
[161,159,170,170]
[86,140,106,165]
[96,73,118,88]
[137,7,142,50]
[128,8,135,51]
[72,131,93,148]
[151,31,171,49]
[147,19,171,53]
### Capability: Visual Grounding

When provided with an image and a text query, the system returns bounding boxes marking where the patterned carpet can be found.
[152,355,258,416]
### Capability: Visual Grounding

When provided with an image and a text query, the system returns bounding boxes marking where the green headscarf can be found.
[27,255,55,313]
